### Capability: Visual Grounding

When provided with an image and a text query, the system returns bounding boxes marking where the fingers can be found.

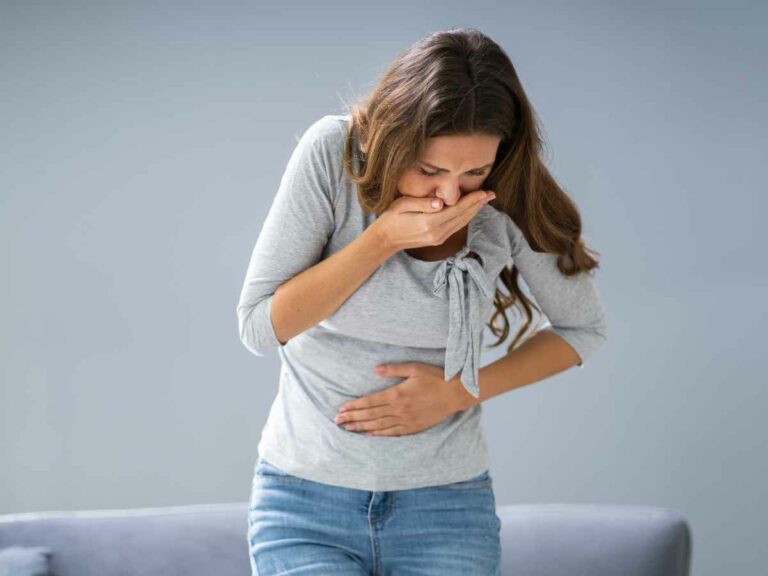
[389,189,496,249]
[434,191,495,236]
[394,194,446,214]
[395,189,492,216]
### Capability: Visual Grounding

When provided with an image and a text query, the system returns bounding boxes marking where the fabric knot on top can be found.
[431,245,495,399]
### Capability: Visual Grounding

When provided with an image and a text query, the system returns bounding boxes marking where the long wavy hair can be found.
[340,27,601,354]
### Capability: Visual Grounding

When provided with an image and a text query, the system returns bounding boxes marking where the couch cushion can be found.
[0,503,250,576]
[0,546,52,576]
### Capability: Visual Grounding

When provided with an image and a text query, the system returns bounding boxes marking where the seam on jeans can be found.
[367,493,382,576]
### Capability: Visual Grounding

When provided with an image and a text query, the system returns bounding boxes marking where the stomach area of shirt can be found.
[280,327,451,418]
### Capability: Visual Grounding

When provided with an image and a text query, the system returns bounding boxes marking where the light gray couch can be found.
[0,502,691,575]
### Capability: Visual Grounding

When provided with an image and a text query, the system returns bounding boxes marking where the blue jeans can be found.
[247,457,502,575]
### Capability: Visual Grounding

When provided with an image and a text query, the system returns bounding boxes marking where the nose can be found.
[434,182,463,206]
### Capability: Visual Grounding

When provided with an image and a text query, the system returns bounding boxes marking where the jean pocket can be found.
[254,457,304,483]
[441,470,492,490]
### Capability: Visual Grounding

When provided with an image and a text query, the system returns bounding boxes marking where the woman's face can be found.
[395,132,502,206]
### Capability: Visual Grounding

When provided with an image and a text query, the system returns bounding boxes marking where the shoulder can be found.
[298,114,350,151]
[287,114,350,198]
[490,206,532,255]
[303,113,350,161]
[476,204,523,250]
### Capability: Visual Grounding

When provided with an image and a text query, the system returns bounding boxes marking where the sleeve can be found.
[505,216,609,367]
[236,115,342,356]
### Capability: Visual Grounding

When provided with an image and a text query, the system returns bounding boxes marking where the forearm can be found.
[452,329,583,410]
[271,221,396,344]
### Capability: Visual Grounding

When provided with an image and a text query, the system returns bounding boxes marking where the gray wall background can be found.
[1,2,765,574]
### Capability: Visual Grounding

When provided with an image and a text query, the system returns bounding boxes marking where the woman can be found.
[237,27,608,576]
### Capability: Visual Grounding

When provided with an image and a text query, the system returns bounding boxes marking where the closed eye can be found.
[418,167,486,177]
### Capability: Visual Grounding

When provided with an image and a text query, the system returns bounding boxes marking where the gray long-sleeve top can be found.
[236,114,608,491]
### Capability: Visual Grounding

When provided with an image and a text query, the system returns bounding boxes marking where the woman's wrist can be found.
[447,375,479,412]
[363,218,399,262]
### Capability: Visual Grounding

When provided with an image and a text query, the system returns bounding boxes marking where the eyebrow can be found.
[419,161,494,173]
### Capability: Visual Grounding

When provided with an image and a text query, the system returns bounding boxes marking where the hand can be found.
[333,362,473,437]
[373,189,496,254]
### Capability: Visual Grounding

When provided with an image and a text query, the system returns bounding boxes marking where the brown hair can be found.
[340,27,601,354]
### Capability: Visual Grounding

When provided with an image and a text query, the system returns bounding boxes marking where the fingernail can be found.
[431,199,441,208]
